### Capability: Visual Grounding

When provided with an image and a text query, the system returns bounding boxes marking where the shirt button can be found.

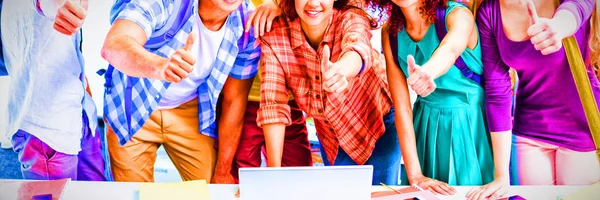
[315,94,321,99]
[315,76,320,80]
[329,128,334,132]
[318,109,323,113]
[155,95,160,99]
[324,120,329,124]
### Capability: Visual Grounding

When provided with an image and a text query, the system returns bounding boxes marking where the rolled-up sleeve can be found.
[113,0,170,41]
[477,3,513,132]
[256,39,291,127]
[338,9,374,74]
[556,0,595,29]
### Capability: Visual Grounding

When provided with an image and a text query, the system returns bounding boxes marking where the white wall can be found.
[82,0,113,114]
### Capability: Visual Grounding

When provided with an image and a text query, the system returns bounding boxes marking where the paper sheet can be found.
[139,180,210,200]
[558,182,600,200]
[0,178,70,200]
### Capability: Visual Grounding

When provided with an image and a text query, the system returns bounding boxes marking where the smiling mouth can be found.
[306,10,322,17]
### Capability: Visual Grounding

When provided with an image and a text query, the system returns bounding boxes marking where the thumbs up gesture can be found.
[53,0,89,35]
[321,45,349,93]
[406,55,436,97]
[160,31,197,82]
[525,0,563,55]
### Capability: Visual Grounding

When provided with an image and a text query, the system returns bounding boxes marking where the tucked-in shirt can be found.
[257,8,393,165]
[104,0,260,145]
[157,14,227,109]
[477,0,599,151]
[1,0,98,155]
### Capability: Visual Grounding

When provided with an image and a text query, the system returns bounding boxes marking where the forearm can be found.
[337,51,363,79]
[214,98,247,173]
[389,75,423,180]
[556,0,596,32]
[423,44,464,79]
[424,8,473,79]
[263,123,286,167]
[490,131,512,178]
[552,10,582,39]
[395,110,423,179]
[101,35,165,79]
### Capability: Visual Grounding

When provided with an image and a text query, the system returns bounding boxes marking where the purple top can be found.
[477,0,599,151]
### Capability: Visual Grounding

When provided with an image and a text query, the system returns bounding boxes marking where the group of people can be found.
[1,0,599,199]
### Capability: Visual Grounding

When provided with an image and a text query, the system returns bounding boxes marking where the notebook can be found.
[238,165,373,200]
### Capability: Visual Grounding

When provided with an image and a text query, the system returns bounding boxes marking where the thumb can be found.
[321,45,331,73]
[80,0,88,10]
[183,30,197,52]
[525,0,539,24]
[407,55,417,75]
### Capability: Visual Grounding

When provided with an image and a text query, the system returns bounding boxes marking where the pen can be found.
[379,182,401,194]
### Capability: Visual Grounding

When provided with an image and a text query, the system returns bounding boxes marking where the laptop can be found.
[238,165,373,200]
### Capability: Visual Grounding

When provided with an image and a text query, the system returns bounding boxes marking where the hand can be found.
[321,45,349,93]
[409,174,456,195]
[406,55,436,97]
[53,0,89,35]
[159,31,196,82]
[525,0,563,55]
[211,172,236,184]
[372,50,387,78]
[344,35,386,77]
[466,176,510,200]
[245,1,281,37]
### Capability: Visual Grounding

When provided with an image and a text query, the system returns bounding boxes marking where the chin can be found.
[393,0,419,8]
[301,19,326,26]
[217,0,244,12]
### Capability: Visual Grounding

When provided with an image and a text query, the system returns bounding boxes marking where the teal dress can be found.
[396,2,494,185]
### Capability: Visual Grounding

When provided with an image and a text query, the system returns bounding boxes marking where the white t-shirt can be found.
[157,15,227,109]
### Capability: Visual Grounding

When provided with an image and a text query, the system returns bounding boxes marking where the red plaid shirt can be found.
[257,8,393,165]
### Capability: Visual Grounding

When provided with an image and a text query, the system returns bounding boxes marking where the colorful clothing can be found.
[233,0,311,182]
[257,8,395,168]
[1,0,105,181]
[106,99,217,182]
[2,0,98,155]
[510,135,600,185]
[320,108,400,185]
[11,111,106,181]
[104,0,260,145]
[393,2,493,185]
[477,0,599,151]
[232,101,312,183]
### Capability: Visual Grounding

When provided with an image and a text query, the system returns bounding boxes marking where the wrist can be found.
[420,64,437,79]
[152,58,168,80]
[550,14,574,40]
[494,171,510,180]
[406,171,425,182]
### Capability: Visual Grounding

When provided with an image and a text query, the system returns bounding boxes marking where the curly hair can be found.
[276,0,378,28]
[366,0,448,36]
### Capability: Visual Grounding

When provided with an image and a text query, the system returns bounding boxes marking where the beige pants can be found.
[107,99,217,182]
[513,135,600,185]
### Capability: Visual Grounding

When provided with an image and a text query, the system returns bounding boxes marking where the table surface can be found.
[0,179,587,200]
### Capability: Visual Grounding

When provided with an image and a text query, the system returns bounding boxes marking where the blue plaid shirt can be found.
[104,0,260,146]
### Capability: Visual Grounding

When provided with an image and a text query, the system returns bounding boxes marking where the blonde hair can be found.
[590,1,600,78]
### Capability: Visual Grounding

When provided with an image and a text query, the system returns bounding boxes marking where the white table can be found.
[0,179,587,200]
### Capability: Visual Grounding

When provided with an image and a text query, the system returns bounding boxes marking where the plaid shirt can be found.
[257,9,393,165]
[104,0,260,146]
